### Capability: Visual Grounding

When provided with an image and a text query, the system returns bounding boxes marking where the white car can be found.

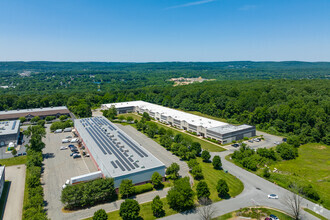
[60,146,68,150]
[268,194,279,199]
[62,139,70,143]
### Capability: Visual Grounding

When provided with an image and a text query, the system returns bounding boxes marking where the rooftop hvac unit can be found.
[110,134,114,137]
[141,166,145,169]
[135,160,139,163]
[124,149,129,152]
[130,154,133,157]
[113,138,117,141]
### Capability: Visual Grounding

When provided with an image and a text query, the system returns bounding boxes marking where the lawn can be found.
[227,143,330,210]
[193,157,244,202]
[267,143,330,209]
[303,208,328,220]
[0,181,11,219]
[116,113,226,152]
[0,156,27,166]
[213,207,294,220]
[85,198,177,220]
[117,113,142,121]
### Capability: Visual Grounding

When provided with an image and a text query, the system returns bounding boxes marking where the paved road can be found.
[2,165,26,220]
[161,149,330,220]
[116,124,191,181]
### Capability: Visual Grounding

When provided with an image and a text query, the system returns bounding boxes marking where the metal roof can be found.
[207,124,254,135]
[0,106,68,115]
[0,120,20,136]
[74,116,165,179]
[102,101,228,129]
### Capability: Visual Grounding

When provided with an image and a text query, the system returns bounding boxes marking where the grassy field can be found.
[85,198,177,220]
[213,207,294,220]
[227,143,330,210]
[193,157,244,202]
[303,208,328,220]
[267,143,330,209]
[0,181,11,219]
[0,156,27,166]
[117,113,226,152]
[118,113,142,121]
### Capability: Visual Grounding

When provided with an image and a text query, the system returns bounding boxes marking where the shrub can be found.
[188,159,199,169]
[263,167,270,178]
[191,142,202,155]
[276,143,298,160]
[191,165,204,180]
[166,163,180,179]
[93,209,108,220]
[134,183,153,194]
[120,199,140,220]
[120,179,135,198]
[302,185,320,201]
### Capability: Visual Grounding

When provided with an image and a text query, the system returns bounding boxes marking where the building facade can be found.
[102,101,256,144]
[0,106,70,121]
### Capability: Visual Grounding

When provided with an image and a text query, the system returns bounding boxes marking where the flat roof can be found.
[102,101,228,129]
[75,116,165,179]
[207,124,254,135]
[0,106,68,115]
[0,120,20,136]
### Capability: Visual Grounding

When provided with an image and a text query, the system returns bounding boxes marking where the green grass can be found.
[187,111,228,123]
[84,198,177,220]
[303,208,328,220]
[118,113,142,121]
[226,143,330,210]
[116,113,225,152]
[0,181,11,219]
[213,207,294,220]
[0,156,27,166]
[193,157,244,202]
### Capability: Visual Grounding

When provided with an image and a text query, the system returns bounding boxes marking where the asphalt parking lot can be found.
[42,125,98,220]
[116,124,191,179]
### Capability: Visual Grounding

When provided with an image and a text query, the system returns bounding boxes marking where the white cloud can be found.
[166,0,217,10]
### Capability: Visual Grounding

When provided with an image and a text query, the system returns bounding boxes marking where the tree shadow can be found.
[43,152,55,159]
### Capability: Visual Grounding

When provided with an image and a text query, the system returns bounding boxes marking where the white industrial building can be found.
[102,101,256,144]
[0,120,20,147]
[75,116,166,188]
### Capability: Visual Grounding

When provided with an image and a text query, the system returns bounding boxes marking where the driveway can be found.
[2,165,26,220]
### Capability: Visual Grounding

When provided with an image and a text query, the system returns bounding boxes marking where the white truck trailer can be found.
[62,171,102,189]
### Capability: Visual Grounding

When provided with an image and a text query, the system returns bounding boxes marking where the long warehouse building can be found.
[75,116,166,187]
[102,101,256,144]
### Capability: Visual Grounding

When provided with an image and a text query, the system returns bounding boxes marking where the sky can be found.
[0,0,329,62]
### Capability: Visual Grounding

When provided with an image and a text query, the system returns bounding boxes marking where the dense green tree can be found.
[166,177,194,211]
[160,135,173,149]
[191,142,202,155]
[196,181,210,199]
[19,117,26,123]
[166,163,180,179]
[151,172,163,188]
[11,148,17,156]
[276,143,298,160]
[216,179,229,198]
[191,165,203,180]
[120,179,135,198]
[142,112,151,121]
[30,116,40,123]
[119,199,140,220]
[174,134,183,143]
[93,209,108,220]
[201,150,211,162]
[151,195,164,217]
[188,159,199,169]
[212,155,222,169]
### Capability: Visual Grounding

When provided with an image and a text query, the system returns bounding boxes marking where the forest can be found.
[0,62,329,144]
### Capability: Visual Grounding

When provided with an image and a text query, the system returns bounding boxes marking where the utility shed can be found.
[0,120,20,147]
[75,116,166,188]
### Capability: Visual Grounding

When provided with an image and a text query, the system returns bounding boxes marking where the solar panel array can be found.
[12,120,17,130]
[79,117,148,173]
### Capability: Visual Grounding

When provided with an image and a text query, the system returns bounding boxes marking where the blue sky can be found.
[0,0,329,61]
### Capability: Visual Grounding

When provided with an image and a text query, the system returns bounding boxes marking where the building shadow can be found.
[0,181,12,219]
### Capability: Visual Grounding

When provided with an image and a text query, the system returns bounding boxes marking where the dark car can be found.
[68,144,75,148]
[17,153,23,156]
[231,143,239,147]
[22,152,27,155]
[70,152,78,157]
[73,154,81,159]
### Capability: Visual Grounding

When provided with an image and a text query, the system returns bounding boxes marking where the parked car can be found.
[73,154,81,159]
[231,143,239,147]
[17,153,23,156]
[270,214,279,220]
[70,152,78,157]
[66,136,72,138]
[62,139,70,143]
[68,144,75,148]
[55,129,63,133]
[85,154,90,157]
[22,152,27,155]
[248,139,253,143]
[60,146,68,150]
[70,138,79,143]
[268,194,279,199]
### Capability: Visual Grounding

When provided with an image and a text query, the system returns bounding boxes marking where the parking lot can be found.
[42,125,98,220]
